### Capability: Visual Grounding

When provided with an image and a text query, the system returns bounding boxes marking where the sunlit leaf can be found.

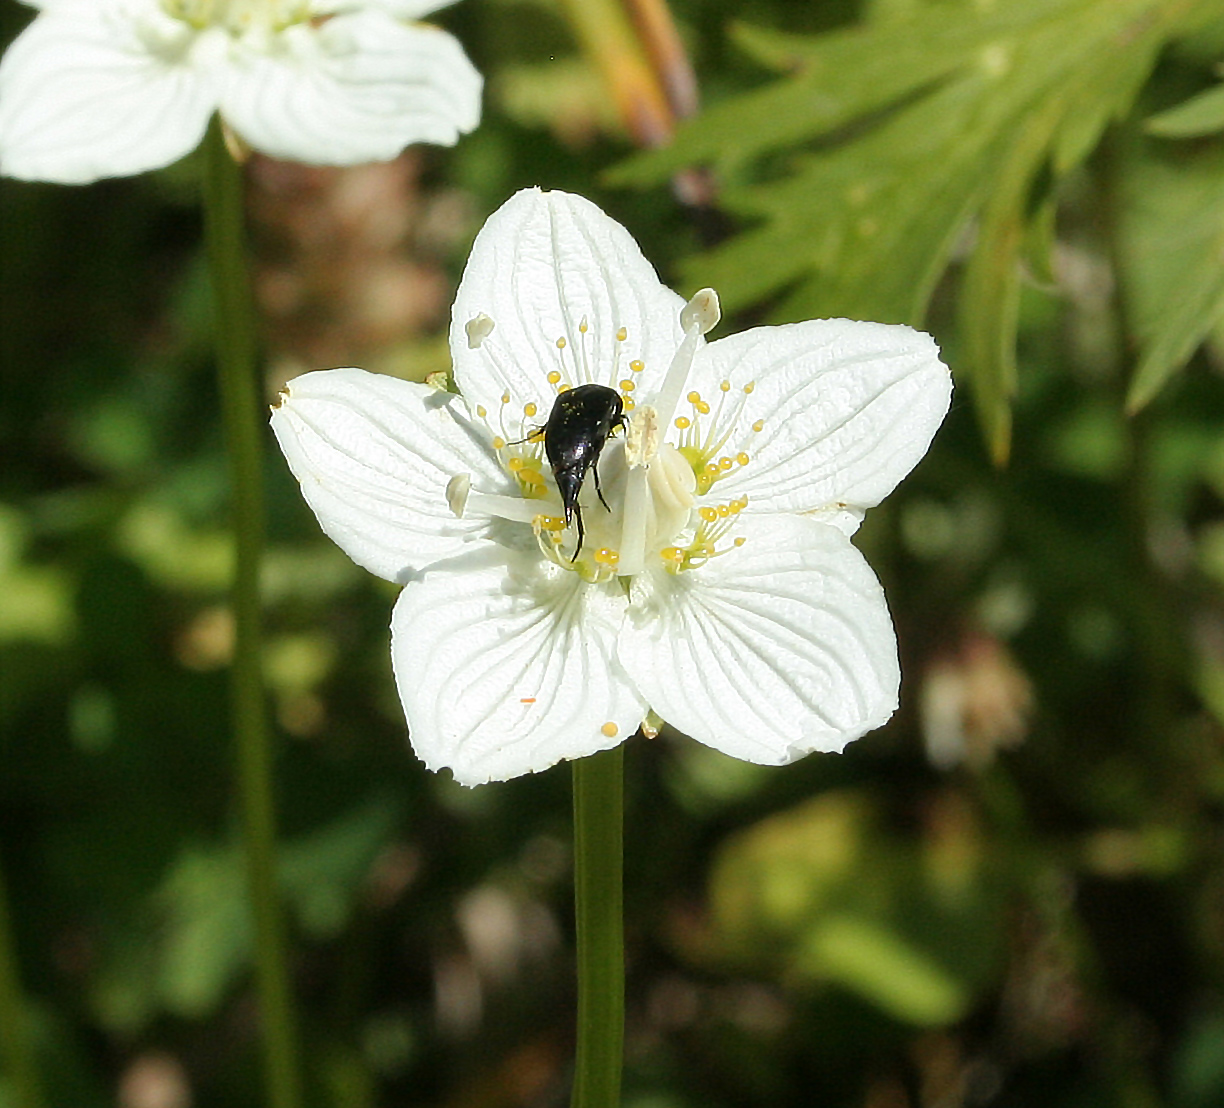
[1115,133,1224,411]
[1147,82,1224,137]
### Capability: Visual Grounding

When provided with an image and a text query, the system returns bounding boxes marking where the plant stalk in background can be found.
[202,120,303,1108]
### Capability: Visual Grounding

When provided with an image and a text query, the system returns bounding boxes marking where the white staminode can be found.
[0,0,482,184]
[271,188,954,786]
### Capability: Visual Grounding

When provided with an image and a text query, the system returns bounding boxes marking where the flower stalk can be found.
[202,119,303,1108]
[571,746,625,1108]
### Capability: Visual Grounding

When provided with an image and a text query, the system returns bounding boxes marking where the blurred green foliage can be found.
[3,0,1224,1106]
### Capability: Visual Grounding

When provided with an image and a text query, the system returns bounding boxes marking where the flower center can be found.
[161,0,314,35]
[450,289,763,582]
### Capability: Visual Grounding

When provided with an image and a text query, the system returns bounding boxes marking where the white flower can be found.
[0,0,481,184]
[271,188,952,786]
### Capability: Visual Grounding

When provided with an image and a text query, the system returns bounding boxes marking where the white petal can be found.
[219,12,480,165]
[320,1,459,16]
[449,188,687,429]
[0,2,215,183]
[695,320,951,517]
[619,514,900,765]
[271,368,508,583]
[391,548,645,785]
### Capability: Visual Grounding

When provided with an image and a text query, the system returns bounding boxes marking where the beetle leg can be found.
[592,454,612,513]
[570,503,585,562]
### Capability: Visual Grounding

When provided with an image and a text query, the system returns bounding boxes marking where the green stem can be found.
[202,119,303,1108]
[570,746,625,1108]
[0,858,46,1108]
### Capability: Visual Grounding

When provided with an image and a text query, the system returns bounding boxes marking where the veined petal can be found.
[391,547,644,785]
[619,514,899,764]
[271,368,507,583]
[220,11,480,166]
[449,188,687,428]
[695,319,951,518]
[0,1,215,184]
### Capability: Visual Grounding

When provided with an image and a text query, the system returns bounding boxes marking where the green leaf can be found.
[1147,82,1224,137]
[1115,133,1224,411]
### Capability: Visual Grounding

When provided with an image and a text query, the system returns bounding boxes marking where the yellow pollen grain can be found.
[752,419,764,433]
[616,327,628,341]
[737,451,750,466]
[601,721,619,738]
[699,506,718,522]
[524,402,537,417]
[547,370,562,385]
[630,359,644,373]
[619,379,635,392]
[718,456,733,470]
[556,337,567,350]
[491,435,506,450]
[674,416,691,430]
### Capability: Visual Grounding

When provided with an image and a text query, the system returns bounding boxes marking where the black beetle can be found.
[540,383,626,561]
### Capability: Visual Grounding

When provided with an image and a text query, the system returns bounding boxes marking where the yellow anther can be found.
[630,359,644,373]
[476,404,487,418]
[705,462,720,476]
[720,380,731,392]
[579,319,589,333]
[752,419,764,433]
[538,515,565,531]
[718,456,733,471]
[547,370,562,385]
[594,548,620,566]
[660,546,685,564]
[695,400,711,415]
[699,506,719,522]
[519,468,544,486]
[687,390,701,405]
[619,379,635,392]
[623,398,635,410]
[601,721,619,738]
[674,416,691,430]
[558,382,571,393]
[734,537,746,547]
[491,435,506,450]
[616,327,628,341]
[717,504,730,518]
[524,402,537,417]
[556,337,567,350]
[736,451,750,466]
[743,382,755,394]
[501,391,511,404]
[507,457,525,472]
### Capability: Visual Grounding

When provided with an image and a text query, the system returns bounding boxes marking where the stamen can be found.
[465,313,495,349]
